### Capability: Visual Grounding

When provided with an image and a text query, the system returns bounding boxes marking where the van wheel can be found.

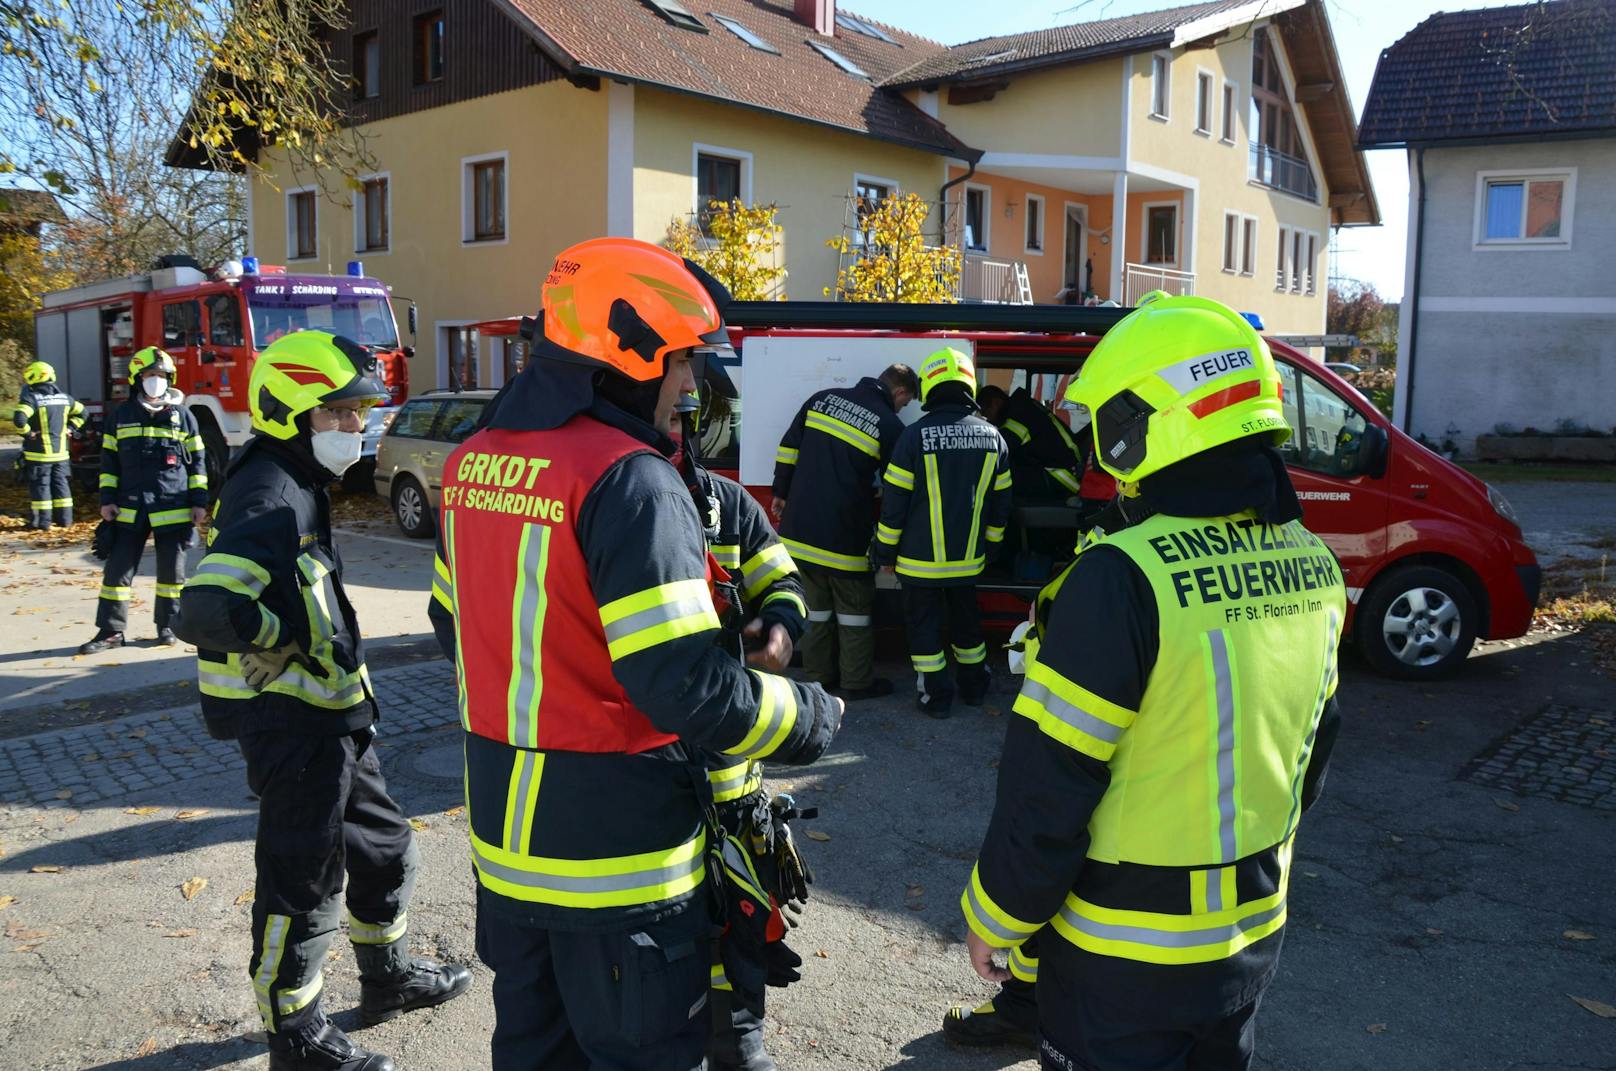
[391,475,435,539]
[194,410,229,493]
[1355,564,1478,680]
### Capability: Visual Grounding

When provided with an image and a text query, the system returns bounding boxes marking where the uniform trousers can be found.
[26,459,73,527]
[901,583,989,706]
[96,510,191,634]
[798,566,876,689]
[240,727,418,1040]
[476,886,711,1071]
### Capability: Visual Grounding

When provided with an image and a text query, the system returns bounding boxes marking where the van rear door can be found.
[1274,357,1388,601]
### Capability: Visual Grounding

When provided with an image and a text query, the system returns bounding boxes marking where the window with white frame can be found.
[1221,81,1237,142]
[1025,193,1044,254]
[462,153,507,243]
[1241,216,1257,276]
[1223,212,1240,273]
[1304,232,1317,294]
[853,174,896,245]
[1222,212,1259,276]
[1291,230,1304,292]
[691,147,746,237]
[1196,71,1213,135]
[1143,203,1177,265]
[964,185,989,251]
[1475,169,1574,247]
[287,187,317,260]
[355,174,389,253]
[1151,53,1171,119]
[1275,225,1291,291]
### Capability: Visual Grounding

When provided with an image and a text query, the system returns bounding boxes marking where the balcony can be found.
[1249,144,1318,202]
[959,254,1032,304]
[1124,263,1195,305]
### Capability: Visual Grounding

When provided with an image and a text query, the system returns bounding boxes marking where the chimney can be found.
[795,0,835,36]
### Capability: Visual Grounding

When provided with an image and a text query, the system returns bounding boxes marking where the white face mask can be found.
[141,376,168,399]
[311,429,363,476]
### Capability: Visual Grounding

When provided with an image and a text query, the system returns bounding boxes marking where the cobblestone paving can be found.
[1463,703,1616,810]
[0,661,458,809]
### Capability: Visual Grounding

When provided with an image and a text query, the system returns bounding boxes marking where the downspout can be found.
[1402,145,1426,434]
[939,157,978,247]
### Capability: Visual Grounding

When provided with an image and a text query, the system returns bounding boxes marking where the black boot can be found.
[959,667,992,707]
[916,690,953,719]
[268,1021,394,1071]
[360,957,473,1026]
[156,627,178,646]
[77,630,124,655]
[941,997,1038,1049]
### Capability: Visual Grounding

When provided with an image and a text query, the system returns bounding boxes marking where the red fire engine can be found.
[33,255,412,487]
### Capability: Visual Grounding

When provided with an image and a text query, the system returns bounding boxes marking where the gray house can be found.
[1359,0,1616,455]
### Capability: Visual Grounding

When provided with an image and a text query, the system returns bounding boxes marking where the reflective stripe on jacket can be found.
[873,404,1012,585]
[99,398,208,516]
[14,384,86,462]
[773,378,904,572]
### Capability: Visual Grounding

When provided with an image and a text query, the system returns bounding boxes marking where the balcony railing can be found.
[1124,263,1195,305]
[959,254,1031,304]
[1249,144,1318,202]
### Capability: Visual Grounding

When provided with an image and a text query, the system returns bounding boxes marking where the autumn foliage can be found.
[825,193,961,303]
[665,200,787,301]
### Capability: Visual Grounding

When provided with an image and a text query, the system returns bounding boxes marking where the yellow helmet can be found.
[22,361,55,386]
[249,331,388,440]
[918,346,977,403]
[128,347,178,384]
[1065,291,1289,485]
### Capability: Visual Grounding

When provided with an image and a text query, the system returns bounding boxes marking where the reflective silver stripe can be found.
[708,763,754,797]
[194,559,267,595]
[470,838,705,894]
[1020,678,1126,745]
[963,881,1026,943]
[730,672,794,759]
[807,610,834,623]
[1058,899,1287,950]
[1209,629,1238,864]
[506,750,541,854]
[254,914,292,1028]
[1204,869,1223,913]
[348,910,407,945]
[838,614,872,627]
[508,524,551,749]
[895,556,986,577]
[602,595,714,646]
[1286,610,1339,835]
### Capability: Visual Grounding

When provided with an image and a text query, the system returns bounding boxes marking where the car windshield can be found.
[248,297,399,349]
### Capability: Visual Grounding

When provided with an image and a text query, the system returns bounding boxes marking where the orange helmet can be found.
[538,237,727,383]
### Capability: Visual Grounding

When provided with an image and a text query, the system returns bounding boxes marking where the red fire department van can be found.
[707,301,1539,681]
[33,256,412,488]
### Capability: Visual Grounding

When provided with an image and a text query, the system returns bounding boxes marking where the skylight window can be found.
[969,49,1017,66]
[809,39,869,79]
[834,12,895,43]
[711,13,779,53]
[643,0,706,33]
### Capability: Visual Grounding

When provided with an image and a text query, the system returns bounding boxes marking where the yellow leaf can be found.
[408,818,429,832]
[814,949,829,959]
[443,806,464,817]
[235,888,255,906]
[174,809,209,821]
[805,830,831,842]
[1563,930,1596,941]
[125,806,160,816]
[13,943,40,953]
[1570,995,1616,1019]
[163,929,198,939]
[0,897,16,909]
[53,789,72,800]
[181,877,208,901]
[136,1037,158,1057]
[29,865,62,874]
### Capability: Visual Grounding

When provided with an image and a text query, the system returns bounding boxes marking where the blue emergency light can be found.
[348,260,364,277]
[1240,311,1265,330]
[242,256,260,275]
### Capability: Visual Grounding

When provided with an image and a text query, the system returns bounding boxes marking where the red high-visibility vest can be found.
[440,416,683,754]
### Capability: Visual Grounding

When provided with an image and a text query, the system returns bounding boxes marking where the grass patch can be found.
[1461,461,1616,484]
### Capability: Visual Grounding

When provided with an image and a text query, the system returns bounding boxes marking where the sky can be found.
[849,0,1531,301]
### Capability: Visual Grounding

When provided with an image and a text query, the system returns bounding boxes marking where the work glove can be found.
[240,642,300,692]
[763,939,803,988]
[768,795,815,908]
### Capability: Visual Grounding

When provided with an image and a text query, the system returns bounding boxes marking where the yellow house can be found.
[168,0,1376,390]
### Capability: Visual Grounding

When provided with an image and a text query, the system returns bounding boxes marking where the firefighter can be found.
[976,384,1085,500]
[175,332,470,1071]
[78,348,208,653]
[770,363,917,701]
[873,347,1012,718]
[673,367,814,1071]
[955,293,1345,1069]
[11,360,86,529]
[426,237,842,1071]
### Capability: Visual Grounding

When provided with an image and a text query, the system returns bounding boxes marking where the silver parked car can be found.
[372,390,495,538]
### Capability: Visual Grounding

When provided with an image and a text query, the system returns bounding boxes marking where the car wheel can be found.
[391,475,435,539]
[1355,564,1478,680]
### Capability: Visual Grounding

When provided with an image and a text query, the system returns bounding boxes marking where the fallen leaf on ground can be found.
[1365,1023,1388,1035]
[1426,928,1443,936]
[125,806,161,816]
[13,943,40,953]
[1414,720,1431,731]
[0,897,16,909]
[128,728,147,739]
[53,789,72,800]
[814,950,829,959]
[164,929,198,939]
[29,865,62,874]
[442,806,464,817]
[181,877,208,901]
[234,889,255,906]
[80,753,98,762]
[1564,930,1595,941]
[1493,798,1520,813]
[1389,834,1404,844]
[5,922,49,940]
[174,809,209,821]
[906,884,924,897]
[408,818,430,832]
[1570,995,1616,1019]
[805,831,831,842]
[136,1037,158,1057]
